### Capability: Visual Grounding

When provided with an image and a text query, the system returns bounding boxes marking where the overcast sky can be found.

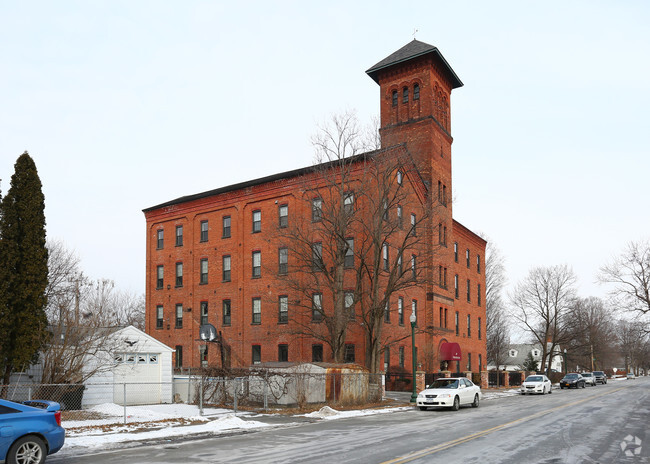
[1,1,648,303]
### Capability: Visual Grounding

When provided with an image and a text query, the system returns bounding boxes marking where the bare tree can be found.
[40,240,145,383]
[563,297,616,371]
[484,240,510,372]
[277,112,435,370]
[510,265,577,376]
[599,239,650,331]
[615,319,648,375]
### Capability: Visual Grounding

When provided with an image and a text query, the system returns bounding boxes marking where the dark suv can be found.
[593,371,607,384]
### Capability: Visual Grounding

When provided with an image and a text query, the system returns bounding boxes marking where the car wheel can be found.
[451,396,460,411]
[560,385,564,389]
[419,406,427,411]
[549,386,552,394]
[472,394,480,408]
[7,435,46,464]
[582,382,585,389]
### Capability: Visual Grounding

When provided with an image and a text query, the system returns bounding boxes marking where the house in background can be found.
[488,343,564,372]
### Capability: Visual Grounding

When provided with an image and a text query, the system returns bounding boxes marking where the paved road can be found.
[50,378,649,464]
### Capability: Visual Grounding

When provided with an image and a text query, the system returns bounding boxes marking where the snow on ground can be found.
[61,414,273,452]
[303,405,411,420]
[481,389,521,400]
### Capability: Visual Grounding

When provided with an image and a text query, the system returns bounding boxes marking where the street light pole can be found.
[563,348,567,374]
[410,310,417,403]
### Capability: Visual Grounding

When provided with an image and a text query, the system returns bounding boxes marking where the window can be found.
[411,255,417,279]
[455,274,459,299]
[443,185,447,206]
[382,199,389,221]
[176,225,183,246]
[443,226,447,246]
[478,354,483,372]
[345,291,355,319]
[478,284,482,306]
[345,238,354,268]
[200,258,208,284]
[222,299,231,325]
[384,300,390,323]
[252,297,261,324]
[439,307,443,327]
[344,344,355,363]
[200,220,208,242]
[252,345,261,364]
[466,249,470,268]
[156,229,164,249]
[156,305,163,329]
[252,251,261,278]
[384,347,390,369]
[278,344,288,362]
[478,317,482,340]
[477,254,481,273]
[397,170,403,185]
[252,210,261,233]
[439,265,443,287]
[312,344,323,362]
[397,250,403,276]
[467,279,471,302]
[278,247,288,274]
[383,243,389,271]
[222,255,231,282]
[222,216,231,238]
[312,293,323,322]
[410,213,417,235]
[156,265,164,289]
[312,242,324,271]
[392,90,398,107]
[175,262,183,287]
[312,198,322,222]
[397,205,403,228]
[200,345,208,367]
[412,299,417,324]
[413,83,420,100]
[399,346,405,368]
[278,204,288,228]
[402,86,409,103]
[398,297,404,325]
[200,301,208,325]
[444,267,447,288]
[454,242,458,262]
[175,304,183,328]
[175,345,183,368]
[344,192,354,214]
[279,295,288,323]
[467,353,472,371]
[455,311,459,336]
[445,308,448,328]
[467,315,471,337]
[438,223,443,244]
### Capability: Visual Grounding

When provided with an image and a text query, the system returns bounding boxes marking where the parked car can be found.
[416,377,481,411]
[582,372,597,386]
[560,373,586,389]
[627,373,636,380]
[519,375,553,395]
[0,399,65,464]
[592,371,607,384]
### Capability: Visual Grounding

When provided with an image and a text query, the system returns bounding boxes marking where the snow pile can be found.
[303,405,410,420]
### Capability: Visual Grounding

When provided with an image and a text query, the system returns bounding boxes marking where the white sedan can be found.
[519,375,553,394]
[416,377,481,411]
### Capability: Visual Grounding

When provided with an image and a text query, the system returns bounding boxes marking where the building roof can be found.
[143,145,405,213]
[366,39,463,88]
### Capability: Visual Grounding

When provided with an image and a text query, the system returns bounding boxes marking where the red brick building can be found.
[143,40,487,374]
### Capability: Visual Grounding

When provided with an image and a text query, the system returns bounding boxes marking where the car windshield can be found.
[564,374,579,379]
[429,379,459,389]
[525,376,543,382]
[583,373,592,377]
[593,371,604,375]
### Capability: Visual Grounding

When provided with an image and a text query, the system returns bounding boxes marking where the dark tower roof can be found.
[366,39,463,89]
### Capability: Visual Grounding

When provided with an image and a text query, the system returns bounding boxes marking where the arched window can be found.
[413,83,420,100]
[392,90,398,107]
[402,87,409,103]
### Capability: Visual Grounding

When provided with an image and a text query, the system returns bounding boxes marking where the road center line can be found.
[381,386,628,464]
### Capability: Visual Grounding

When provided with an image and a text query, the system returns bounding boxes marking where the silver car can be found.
[582,372,597,386]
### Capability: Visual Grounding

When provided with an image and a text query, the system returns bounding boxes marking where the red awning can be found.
[439,342,461,361]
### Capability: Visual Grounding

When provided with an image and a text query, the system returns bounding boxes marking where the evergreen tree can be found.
[522,351,539,372]
[0,152,49,386]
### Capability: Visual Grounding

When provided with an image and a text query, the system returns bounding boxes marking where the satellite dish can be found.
[199,324,218,342]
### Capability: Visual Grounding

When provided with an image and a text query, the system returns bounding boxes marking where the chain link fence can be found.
[1,370,384,424]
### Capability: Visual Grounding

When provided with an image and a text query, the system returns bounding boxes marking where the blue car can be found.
[0,399,65,464]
